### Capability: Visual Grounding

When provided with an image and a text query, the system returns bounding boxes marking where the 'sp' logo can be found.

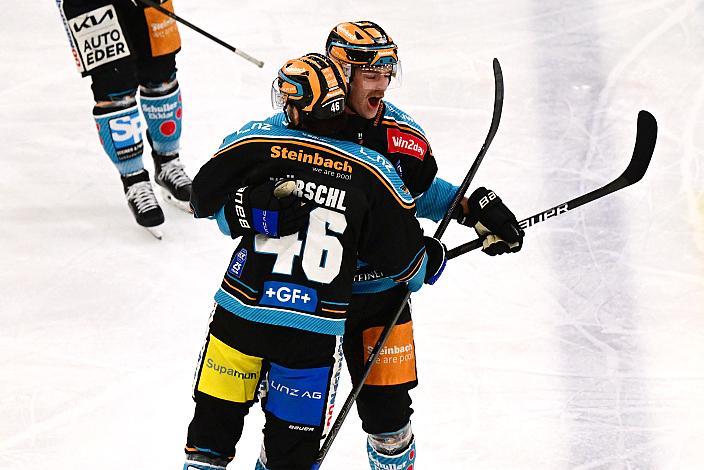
[109,112,142,149]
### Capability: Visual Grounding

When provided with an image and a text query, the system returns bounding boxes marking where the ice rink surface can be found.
[2,1,703,468]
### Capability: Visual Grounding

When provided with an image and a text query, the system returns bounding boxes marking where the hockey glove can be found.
[423,236,447,285]
[224,180,311,238]
[456,187,524,256]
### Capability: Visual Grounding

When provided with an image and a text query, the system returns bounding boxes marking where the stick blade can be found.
[622,110,657,184]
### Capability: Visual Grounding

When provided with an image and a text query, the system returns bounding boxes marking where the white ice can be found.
[2,1,703,469]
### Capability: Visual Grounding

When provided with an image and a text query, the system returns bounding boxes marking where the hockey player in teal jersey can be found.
[57,0,192,237]
[324,21,526,469]
[183,53,446,470]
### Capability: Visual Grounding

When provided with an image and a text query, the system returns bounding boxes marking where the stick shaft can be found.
[314,58,506,467]
[137,0,264,67]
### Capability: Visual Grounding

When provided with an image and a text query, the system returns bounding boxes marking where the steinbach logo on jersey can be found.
[259,281,318,313]
[386,128,427,160]
[270,145,353,174]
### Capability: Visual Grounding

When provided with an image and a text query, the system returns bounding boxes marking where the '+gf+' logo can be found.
[265,286,311,304]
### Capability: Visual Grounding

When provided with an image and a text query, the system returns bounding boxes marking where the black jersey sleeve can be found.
[357,187,427,285]
[377,102,439,197]
[190,123,276,218]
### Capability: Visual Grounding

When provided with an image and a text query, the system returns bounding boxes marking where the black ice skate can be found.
[152,152,193,213]
[121,169,165,239]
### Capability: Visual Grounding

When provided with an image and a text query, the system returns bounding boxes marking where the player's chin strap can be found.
[313,58,505,469]
[447,110,658,260]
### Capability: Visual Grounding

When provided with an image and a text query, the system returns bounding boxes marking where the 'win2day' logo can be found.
[259,282,318,313]
[387,128,427,160]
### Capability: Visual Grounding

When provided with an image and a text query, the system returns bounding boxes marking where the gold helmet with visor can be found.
[325,21,402,88]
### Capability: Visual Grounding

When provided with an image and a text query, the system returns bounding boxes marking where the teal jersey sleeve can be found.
[415,177,458,222]
[262,112,288,127]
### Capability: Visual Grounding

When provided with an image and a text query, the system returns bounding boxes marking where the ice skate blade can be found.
[145,226,164,240]
[161,188,193,213]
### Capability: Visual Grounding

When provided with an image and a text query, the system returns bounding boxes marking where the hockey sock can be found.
[140,78,182,156]
[367,422,416,470]
[254,458,270,469]
[93,95,145,176]
[183,449,232,470]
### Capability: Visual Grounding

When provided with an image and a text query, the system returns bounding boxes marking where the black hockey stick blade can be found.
[622,110,657,184]
[447,110,658,260]
[566,109,657,212]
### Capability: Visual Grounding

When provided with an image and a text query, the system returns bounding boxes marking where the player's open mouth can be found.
[368,97,381,108]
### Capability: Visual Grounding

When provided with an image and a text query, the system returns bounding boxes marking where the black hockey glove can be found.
[423,236,447,285]
[224,180,312,238]
[455,187,524,256]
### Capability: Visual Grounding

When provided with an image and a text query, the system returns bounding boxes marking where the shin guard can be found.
[140,80,182,156]
[93,96,144,176]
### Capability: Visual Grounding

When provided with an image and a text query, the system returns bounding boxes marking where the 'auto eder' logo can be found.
[69,5,130,71]
[71,7,114,33]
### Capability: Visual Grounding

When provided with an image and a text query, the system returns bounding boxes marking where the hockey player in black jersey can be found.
[322,21,526,469]
[183,53,446,470]
[57,0,192,237]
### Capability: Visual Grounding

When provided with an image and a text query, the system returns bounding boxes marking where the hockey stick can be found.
[136,0,264,68]
[313,58,505,468]
[447,110,658,260]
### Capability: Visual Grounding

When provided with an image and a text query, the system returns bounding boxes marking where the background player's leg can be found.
[139,63,191,211]
[91,77,164,230]
[59,0,164,232]
[135,1,192,211]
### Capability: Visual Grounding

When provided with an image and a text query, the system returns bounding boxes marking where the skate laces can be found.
[159,159,191,189]
[125,181,160,213]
